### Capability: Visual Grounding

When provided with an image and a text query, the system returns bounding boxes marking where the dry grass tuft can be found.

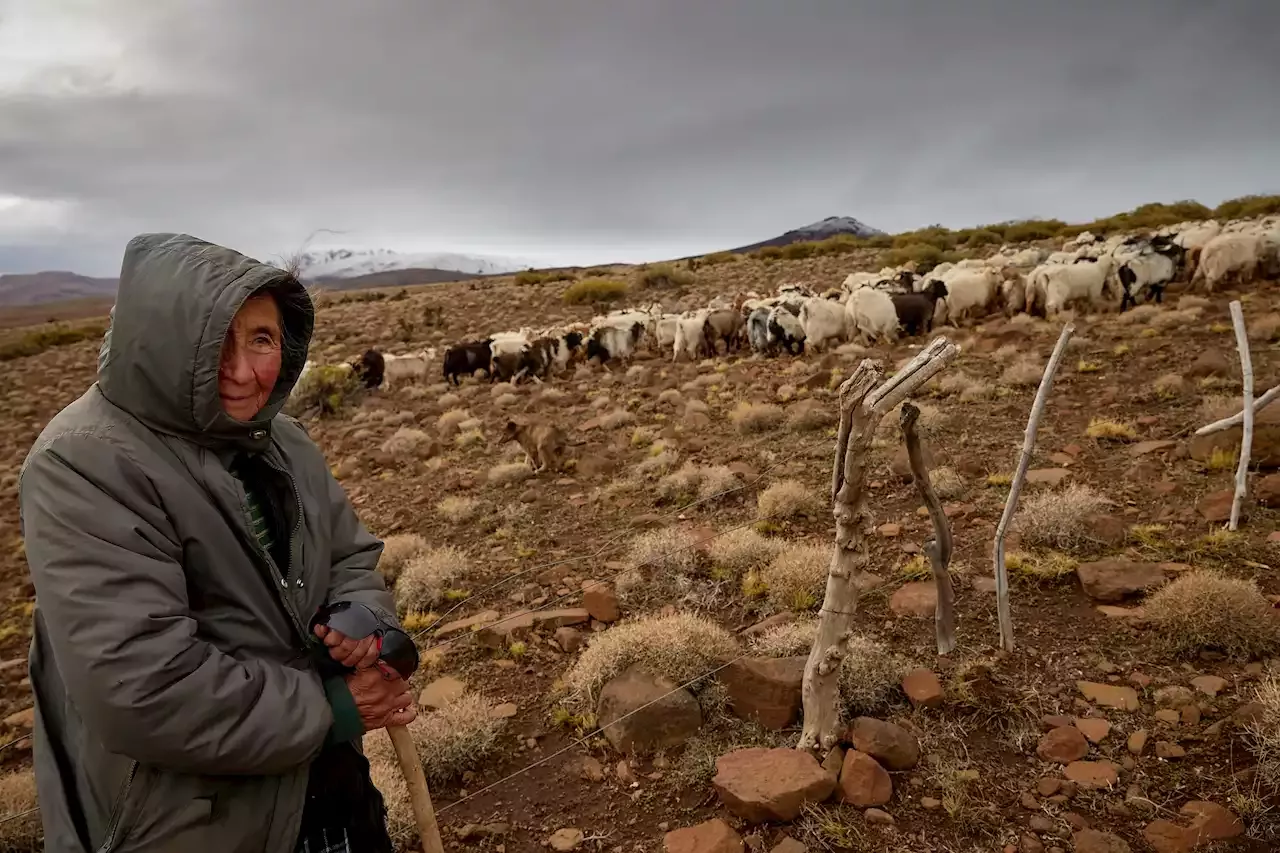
[750,619,818,658]
[1178,295,1211,310]
[1000,358,1043,387]
[618,528,707,607]
[1200,394,1242,423]
[395,546,468,616]
[366,691,506,838]
[1152,373,1186,399]
[708,528,784,578]
[488,462,531,484]
[1113,304,1161,325]
[787,402,835,432]
[697,465,743,502]
[731,402,785,434]
[436,392,462,410]
[958,380,996,402]
[757,480,820,521]
[839,634,912,717]
[1144,571,1280,659]
[559,612,739,713]
[1245,677,1280,792]
[761,542,829,611]
[1085,418,1138,441]
[0,769,40,849]
[1013,484,1111,552]
[658,388,684,406]
[600,409,636,430]
[1151,306,1204,330]
[1249,313,1280,342]
[657,464,704,502]
[436,408,471,436]
[929,466,967,500]
[377,533,428,585]
[381,427,434,456]
[436,495,480,523]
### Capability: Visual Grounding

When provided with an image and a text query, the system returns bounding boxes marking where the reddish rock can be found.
[1036,726,1089,764]
[1063,760,1120,789]
[1190,675,1228,697]
[1075,717,1112,744]
[478,607,591,647]
[712,748,836,823]
[554,626,584,653]
[597,666,703,754]
[719,657,806,730]
[740,611,796,637]
[889,582,937,618]
[1077,681,1139,711]
[1073,829,1132,853]
[901,669,944,708]
[1186,351,1231,379]
[848,717,920,770]
[838,750,892,806]
[1075,558,1166,602]
[582,580,621,623]
[1141,803,1241,853]
[877,523,902,538]
[1196,490,1238,523]
[1025,468,1070,487]
[1187,404,1280,470]
[1129,440,1176,457]
[664,819,744,853]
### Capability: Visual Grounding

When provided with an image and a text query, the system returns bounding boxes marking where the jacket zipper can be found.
[232,468,308,642]
[95,760,138,853]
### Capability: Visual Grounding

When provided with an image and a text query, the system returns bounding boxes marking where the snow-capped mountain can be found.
[726,215,885,254]
[296,248,533,281]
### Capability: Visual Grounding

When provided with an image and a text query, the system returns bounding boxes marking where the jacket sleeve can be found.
[323,465,397,624]
[19,433,335,776]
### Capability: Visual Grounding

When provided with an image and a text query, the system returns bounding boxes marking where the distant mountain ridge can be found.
[725,215,885,254]
[296,247,530,280]
[0,271,118,307]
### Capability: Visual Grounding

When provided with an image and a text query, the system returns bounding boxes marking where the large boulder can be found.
[597,666,702,755]
[847,717,920,770]
[712,748,835,823]
[1075,559,1166,602]
[838,750,892,806]
[718,657,805,730]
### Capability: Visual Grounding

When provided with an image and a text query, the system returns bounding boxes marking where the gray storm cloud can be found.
[1,0,1277,274]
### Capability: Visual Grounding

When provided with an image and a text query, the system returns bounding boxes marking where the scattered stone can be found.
[1189,675,1227,697]
[769,837,806,853]
[478,607,591,647]
[1029,816,1054,833]
[1234,702,1266,725]
[489,702,519,720]
[877,523,902,538]
[1180,705,1201,726]
[664,819,744,853]
[1072,829,1132,853]
[1186,351,1231,379]
[1025,468,1070,487]
[863,808,894,826]
[719,657,805,730]
[740,611,795,637]
[1155,742,1186,760]
[1036,777,1062,797]
[1127,729,1148,756]
[839,750,893,806]
[1096,605,1146,620]
[1077,682,1139,711]
[1196,490,1238,523]
[1042,715,1075,730]
[713,748,835,823]
[554,627,584,653]
[616,760,638,786]
[1154,709,1181,725]
[901,669,944,708]
[1143,800,1243,853]
[848,717,920,770]
[1021,792,1040,810]
[1256,472,1280,507]
[582,580,621,623]
[889,582,937,617]
[1037,726,1090,764]
[579,756,605,782]
[1154,686,1195,708]
[1019,834,1045,853]
[1074,717,1111,744]
[921,796,942,810]
[549,828,585,852]
[419,676,467,709]
[1075,558,1166,602]
[1129,440,1175,457]
[1063,760,1120,790]
[434,609,501,638]
[597,665,703,754]
[456,823,510,841]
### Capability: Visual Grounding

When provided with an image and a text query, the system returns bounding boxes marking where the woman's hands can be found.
[314,624,417,731]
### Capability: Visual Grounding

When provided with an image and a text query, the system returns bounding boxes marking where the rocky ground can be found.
[0,248,1279,853]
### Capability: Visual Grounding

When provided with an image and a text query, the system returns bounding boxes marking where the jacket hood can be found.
[97,233,315,451]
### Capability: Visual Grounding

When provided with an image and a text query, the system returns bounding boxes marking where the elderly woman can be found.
[19,234,414,852]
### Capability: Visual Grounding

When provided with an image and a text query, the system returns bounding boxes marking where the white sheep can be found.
[382,350,434,391]
[672,310,711,362]
[1031,256,1117,316]
[844,286,898,345]
[797,296,848,351]
[937,268,999,323]
[1193,232,1263,291]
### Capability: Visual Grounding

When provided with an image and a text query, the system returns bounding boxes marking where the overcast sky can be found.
[1,0,1278,276]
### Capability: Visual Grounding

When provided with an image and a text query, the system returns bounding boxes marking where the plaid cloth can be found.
[297,829,353,853]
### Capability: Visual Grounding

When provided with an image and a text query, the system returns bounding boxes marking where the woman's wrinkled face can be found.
[219,293,283,421]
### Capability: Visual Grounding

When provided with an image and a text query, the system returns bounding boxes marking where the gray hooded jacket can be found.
[19,233,395,852]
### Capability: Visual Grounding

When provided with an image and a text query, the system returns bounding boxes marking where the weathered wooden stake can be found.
[992,323,1074,653]
[900,403,955,656]
[1228,300,1254,531]
[387,725,445,853]
[799,337,958,753]
[1195,384,1280,436]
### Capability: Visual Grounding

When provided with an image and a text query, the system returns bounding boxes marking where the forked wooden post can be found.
[799,337,958,753]
[900,403,956,656]
[1195,384,1280,435]
[1228,300,1254,531]
[992,324,1074,653]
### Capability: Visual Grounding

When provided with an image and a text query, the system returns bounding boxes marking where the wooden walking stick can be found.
[310,602,445,853]
[386,725,445,853]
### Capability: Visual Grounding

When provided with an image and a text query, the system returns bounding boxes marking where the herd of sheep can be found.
[292,214,1280,401]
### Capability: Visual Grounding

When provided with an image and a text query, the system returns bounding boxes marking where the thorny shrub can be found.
[1013,484,1111,552]
[757,480,820,521]
[394,546,469,617]
[376,533,428,585]
[1143,571,1280,660]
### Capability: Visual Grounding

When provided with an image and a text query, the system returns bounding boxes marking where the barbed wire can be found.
[0,807,37,826]
[414,425,840,642]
